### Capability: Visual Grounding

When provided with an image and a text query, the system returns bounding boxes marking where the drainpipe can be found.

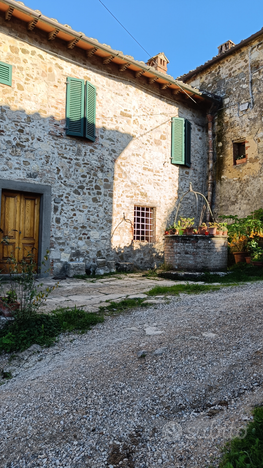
[206,114,214,222]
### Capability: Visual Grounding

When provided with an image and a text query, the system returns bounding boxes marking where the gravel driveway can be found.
[1,282,263,468]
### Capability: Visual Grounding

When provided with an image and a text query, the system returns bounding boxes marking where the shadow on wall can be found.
[0,106,134,273]
[166,164,208,229]
[0,107,207,273]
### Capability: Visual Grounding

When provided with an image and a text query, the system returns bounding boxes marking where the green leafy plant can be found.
[0,307,104,353]
[0,247,58,322]
[1,290,17,305]
[178,217,195,229]
[219,406,263,467]
[247,239,263,261]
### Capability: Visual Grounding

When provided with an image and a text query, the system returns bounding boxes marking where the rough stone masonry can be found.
[0,11,209,274]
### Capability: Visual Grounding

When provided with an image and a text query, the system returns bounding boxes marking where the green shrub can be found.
[219,407,263,467]
[0,307,103,353]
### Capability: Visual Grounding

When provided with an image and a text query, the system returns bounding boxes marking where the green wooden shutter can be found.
[0,61,12,86]
[184,119,191,167]
[85,81,96,141]
[171,117,185,165]
[66,77,85,137]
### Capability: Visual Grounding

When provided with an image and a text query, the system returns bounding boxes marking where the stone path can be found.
[0,281,263,467]
[40,273,190,312]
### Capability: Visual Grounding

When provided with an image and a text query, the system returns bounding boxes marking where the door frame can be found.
[0,179,51,277]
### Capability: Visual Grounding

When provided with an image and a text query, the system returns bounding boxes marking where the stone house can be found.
[180,30,263,219]
[0,0,216,276]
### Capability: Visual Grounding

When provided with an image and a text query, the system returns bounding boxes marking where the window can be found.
[171,117,191,167]
[0,61,12,87]
[134,206,155,242]
[66,77,96,141]
[233,141,246,165]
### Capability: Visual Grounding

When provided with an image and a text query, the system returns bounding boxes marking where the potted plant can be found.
[208,222,218,235]
[248,239,263,266]
[0,290,20,318]
[216,223,225,236]
[179,217,195,235]
[165,223,179,235]
[236,154,247,165]
[229,234,248,263]
[220,222,228,236]
[198,223,207,235]
[193,229,198,235]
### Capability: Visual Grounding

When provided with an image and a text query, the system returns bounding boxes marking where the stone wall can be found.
[186,35,263,218]
[164,235,228,272]
[0,15,208,273]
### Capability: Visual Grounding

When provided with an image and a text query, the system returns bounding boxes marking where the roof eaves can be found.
[0,0,216,103]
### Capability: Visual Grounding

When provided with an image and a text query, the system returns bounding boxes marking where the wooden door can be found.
[0,191,40,273]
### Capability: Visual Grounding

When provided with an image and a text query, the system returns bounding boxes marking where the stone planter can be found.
[0,298,19,317]
[164,235,228,272]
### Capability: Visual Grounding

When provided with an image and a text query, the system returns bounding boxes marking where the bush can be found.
[0,307,104,353]
[219,406,263,467]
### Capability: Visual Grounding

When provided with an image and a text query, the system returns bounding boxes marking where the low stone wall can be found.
[164,235,228,272]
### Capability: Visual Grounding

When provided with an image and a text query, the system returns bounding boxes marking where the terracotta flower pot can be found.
[198,227,207,235]
[223,231,228,236]
[208,227,217,235]
[216,230,223,236]
[245,256,251,264]
[186,228,193,235]
[0,298,20,318]
[233,252,247,264]
[252,261,263,266]
[236,158,246,165]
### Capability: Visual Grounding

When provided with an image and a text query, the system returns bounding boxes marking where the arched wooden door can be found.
[0,190,40,273]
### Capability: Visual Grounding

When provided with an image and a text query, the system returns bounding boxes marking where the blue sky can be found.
[25,0,263,78]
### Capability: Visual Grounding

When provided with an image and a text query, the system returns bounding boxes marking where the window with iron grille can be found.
[133,206,155,242]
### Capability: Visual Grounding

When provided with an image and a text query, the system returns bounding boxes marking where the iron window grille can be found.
[133,206,155,242]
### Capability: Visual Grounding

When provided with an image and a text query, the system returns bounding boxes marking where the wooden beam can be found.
[103,55,115,64]
[67,38,79,49]
[5,6,14,21]
[149,76,158,85]
[119,63,130,72]
[136,70,145,78]
[162,83,171,90]
[28,18,39,31]
[87,47,98,57]
[48,28,60,41]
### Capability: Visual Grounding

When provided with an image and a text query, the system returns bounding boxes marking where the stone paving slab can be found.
[40,273,182,312]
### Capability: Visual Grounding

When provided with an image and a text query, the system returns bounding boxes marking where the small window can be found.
[0,61,12,87]
[233,141,246,165]
[134,206,155,242]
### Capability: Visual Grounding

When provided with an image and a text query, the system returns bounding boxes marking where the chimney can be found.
[218,40,235,55]
[146,52,169,74]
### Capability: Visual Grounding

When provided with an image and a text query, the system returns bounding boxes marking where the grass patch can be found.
[99,298,149,315]
[200,264,263,285]
[0,307,103,354]
[147,283,221,296]
[219,406,263,467]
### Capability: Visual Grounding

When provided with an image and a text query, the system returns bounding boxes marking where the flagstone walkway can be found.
[40,273,184,312]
